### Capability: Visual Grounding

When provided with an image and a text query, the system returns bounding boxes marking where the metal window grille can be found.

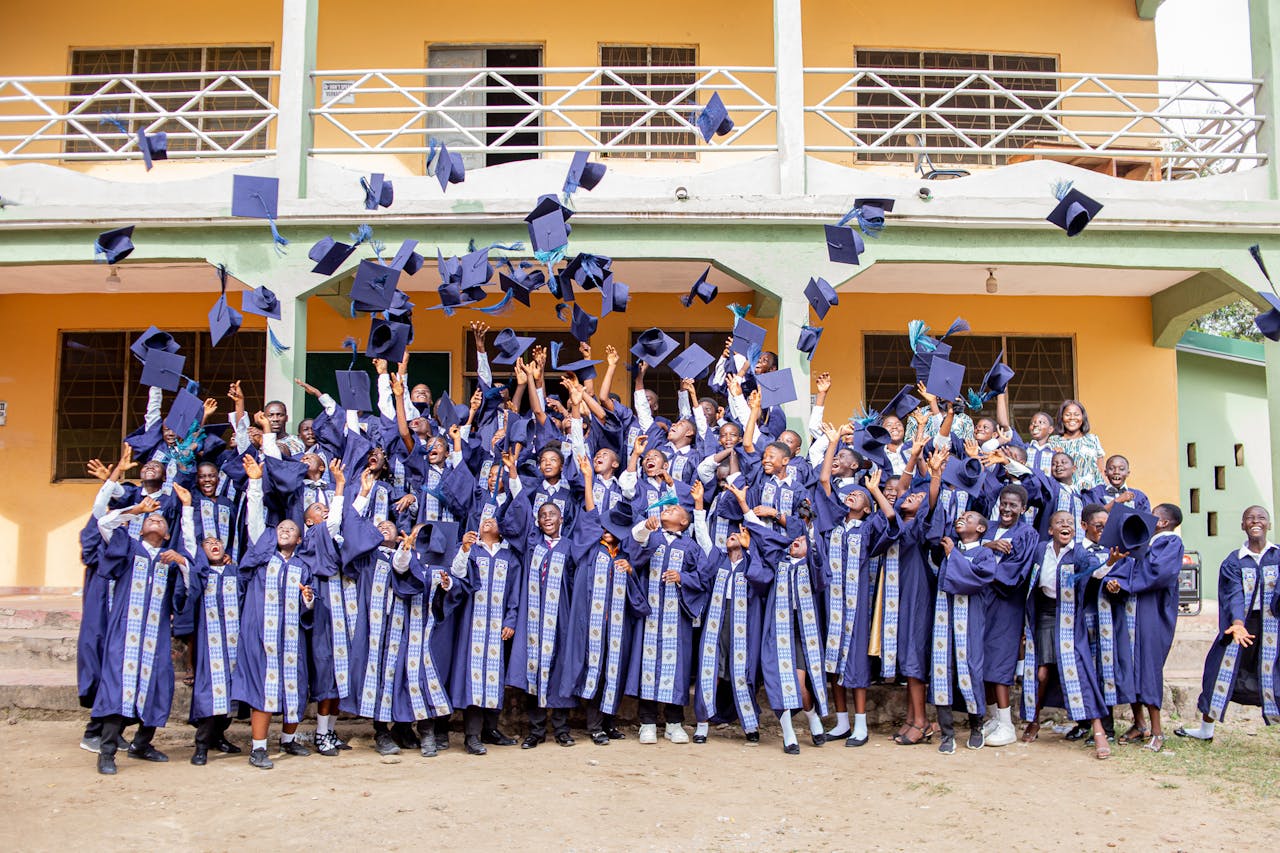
[599,45,698,160]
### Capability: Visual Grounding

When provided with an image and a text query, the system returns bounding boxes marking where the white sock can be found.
[1188,720,1215,739]
[252,738,267,751]
[316,716,330,736]
[996,706,1012,727]
[778,711,797,746]
[853,713,868,740]
[805,708,824,736]
[835,712,849,730]
[281,731,296,744]
[695,722,709,738]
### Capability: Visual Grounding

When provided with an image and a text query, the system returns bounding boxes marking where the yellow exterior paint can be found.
[0,285,1175,590]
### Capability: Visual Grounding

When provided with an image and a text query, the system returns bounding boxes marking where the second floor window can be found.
[854,49,1058,166]
[600,45,697,160]
[66,46,273,157]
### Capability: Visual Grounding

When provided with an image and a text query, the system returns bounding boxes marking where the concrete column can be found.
[773,0,806,196]
[772,292,813,434]
[263,285,309,423]
[276,0,319,200]
[1250,0,1280,197]
[1265,342,1280,516]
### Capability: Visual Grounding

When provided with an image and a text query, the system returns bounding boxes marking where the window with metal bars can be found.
[862,333,1075,428]
[853,49,1057,166]
[629,329,730,415]
[55,330,265,480]
[599,45,697,160]
[65,46,272,156]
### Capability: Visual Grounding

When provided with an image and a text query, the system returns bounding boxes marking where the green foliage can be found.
[1191,299,1264,342]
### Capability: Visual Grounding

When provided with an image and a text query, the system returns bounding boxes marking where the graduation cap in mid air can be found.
[308,235,358,276]
[130,326,180,363]
[563,151,607,196]
[824,223,865,265]
[349,260,401,313]
[491,328,536,365]
[525,195,573,255]
[730,315,767,360]
[630,327,679,367]
[804,276,838,320]
[241,285,281,320]
[1248,244,1280,341]
[601,274,630,316]
[668,344,715,381]
[362,173,394,210]
[680,266,718,307]
[884,385,921,421]
[139,348,187,392]
[231,174,288,253]
[1047,180,1103,237]
[549,340,600,380]
[569,304,598,342]
[849,197,895,237]
[389,239,425,275]
[797,324,823,360]
[164,387,204,438]
[137,128,168,171]
[925,356,965,403]
[695,92,734,142]
[756,368,798,409]
[429,141,465,192]
[207,264,243,346]
[499,265,545,307]
[365,317,412,363]
[1099,503,1158,553]
[981,349,1015,395]
[94,226,136,264]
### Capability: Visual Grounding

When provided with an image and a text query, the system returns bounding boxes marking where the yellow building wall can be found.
[0,286,1176,590]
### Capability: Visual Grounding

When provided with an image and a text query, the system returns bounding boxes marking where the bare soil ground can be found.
[3,719,1276,852]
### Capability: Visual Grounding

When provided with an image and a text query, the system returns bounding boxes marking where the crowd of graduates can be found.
[73,301,1280,779]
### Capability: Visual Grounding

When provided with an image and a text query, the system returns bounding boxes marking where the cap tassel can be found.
[726,303,750,321]
[843,207,885,239]
[342,336,358,369]
[98,114,131,138]
[964,389,988,411]
[426,138,441,176]
[534,247,567,278]
[251,192,289,255]
[473,290,515,316]
[184,379,201,396]
[1249,244,1277,294]
[267,326,290,355]
[1051,179,1074,202]
[554,302,569,322]
[851,405,881,429]
[908,319,934,353]
[350,224,374,247]
[646,491,680,512]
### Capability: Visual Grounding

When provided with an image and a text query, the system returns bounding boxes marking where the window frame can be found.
[598,43,699,161]
[53,329,266,483]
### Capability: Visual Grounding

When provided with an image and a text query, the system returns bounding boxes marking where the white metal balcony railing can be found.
[309,66,778,156]
[0,66,1266,180]
[0,71,279,161]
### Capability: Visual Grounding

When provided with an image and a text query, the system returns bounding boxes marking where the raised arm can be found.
[632,361,653,430]
[742,389,762,455]
[818,423,840,496]
[596,345,619,413]
[172,482,196,557]
[326,459,346,537]
[243,454,266,544]
[143,385,163,432]
[472,322,492,388]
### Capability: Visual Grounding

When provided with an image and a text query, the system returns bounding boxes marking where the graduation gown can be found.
[624,528,707,706]
[185,552,243,721]
[394,564,457,721]
[1079,542,1136,709]
[229,531,314,723]
[300,520,345,703]
[821,512,893,689]
[91,529,185,726]
[1195,546,1280,721]
[447,540,522,709]
[981,520,1040,685]
[748,522,831,715]
[76,516,113,705]
[931,543,995,715]
[879,513,935,682]
[691,548,762,729]
[1113,533,1184,707]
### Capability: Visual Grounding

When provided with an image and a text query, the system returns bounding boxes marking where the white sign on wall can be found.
[321,81,356,105]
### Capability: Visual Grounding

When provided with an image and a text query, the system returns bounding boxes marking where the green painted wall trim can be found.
[1176,329,1266,363]
[1135,0,1165,20]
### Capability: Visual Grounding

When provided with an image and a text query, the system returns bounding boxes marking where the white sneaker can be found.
[638,724,658,744]
[665,724,689,744]
[981,717,999,737]
[985,721,1017,747]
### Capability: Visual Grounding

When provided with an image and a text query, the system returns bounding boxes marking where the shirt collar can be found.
[1237,541,1279,561]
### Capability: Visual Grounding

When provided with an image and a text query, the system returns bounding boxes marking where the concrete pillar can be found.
[276,0,319,200]
[264,288,309,423]
[772,293,813,434]
[1265,342,1280,516]
[773,0,806,196]
[1250,0,1280,197]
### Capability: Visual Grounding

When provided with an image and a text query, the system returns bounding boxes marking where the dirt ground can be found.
[2,718,1273,852]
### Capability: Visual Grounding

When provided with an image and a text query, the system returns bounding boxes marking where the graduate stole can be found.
[199,498,231,548]
[120,553,169,718]
[391,458,406,492]
[405,577,451,720]
[325,576,352,699]
[1020,561,1041,722]
[203,565,240,716]
[581,550,628,715]
[372,484,390,525]
[772,560,828,714]
[712,512,731,551]
[525,544,568,706]
[302,484,330,511]
[377,594,407,721]
[1056,560,1087,720]
[698,566,757,731]
[470,552,511,709]
[357,554,395,718]
[1209,561,1280,722]
[881,543,902,679]
[341,576,360,644]
[261,555,304,722]
[669,449,692,482]
[1055,486,1083,537]
[592,480,621,514]
[421,467,444,521]
[641,543,685,704]
[761,478,796,518]
[533,487,569,519]
[825,520,863,674]
[1090,547,1119,707]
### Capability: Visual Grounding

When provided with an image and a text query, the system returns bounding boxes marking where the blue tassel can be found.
[554,302,568,322]
[965,389,987,411]
[534,247,567,276]
[267,326,290,355]
[851,405,881,429]
[1250,244,1276,293]
[479,241,525,253]
[426,138,440,175]
[908,320,934,353]
[646,491,680,512]
[474,290,514,316]
[350,224,374,246]
[1051,179,1074,201]
[98,114,130,136]
[342,336,358,369]
[184,379,201,396]
[371,239,386,262]
[943,317,970,339]
[726,302,750,321]
[251,191,288,255]
[853,207,884,238]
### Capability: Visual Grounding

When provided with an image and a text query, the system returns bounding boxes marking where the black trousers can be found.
[463,706,501,737]
[935,706,983,739]
[193,715,232,748]
[637,699,684,725]
[585,697,616,734]
[528,705,569,739]
[97,715,154,756]
[83,718,103,739]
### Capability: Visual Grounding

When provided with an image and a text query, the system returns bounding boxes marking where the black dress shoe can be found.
[482,728,517,746]
[391,723,420,750]
[692,734,707,744]
[97,753,117,775]
[811,733,827,747]
[215,737,242,754]
[521,735,543,749]
[589,730,610,746]
[464,735,487,755]
[604,727,626,740]
[249,747,274,769]
[374,732,400,755]
[745,731,760,743]
[420,732,438,758]
[845,734,869,748]
[281,739,310,757]
[334,734,353,751]
[782,743,800,755]
[555,732,575,747]
[128,745,169,762]
[191,747,208,766]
